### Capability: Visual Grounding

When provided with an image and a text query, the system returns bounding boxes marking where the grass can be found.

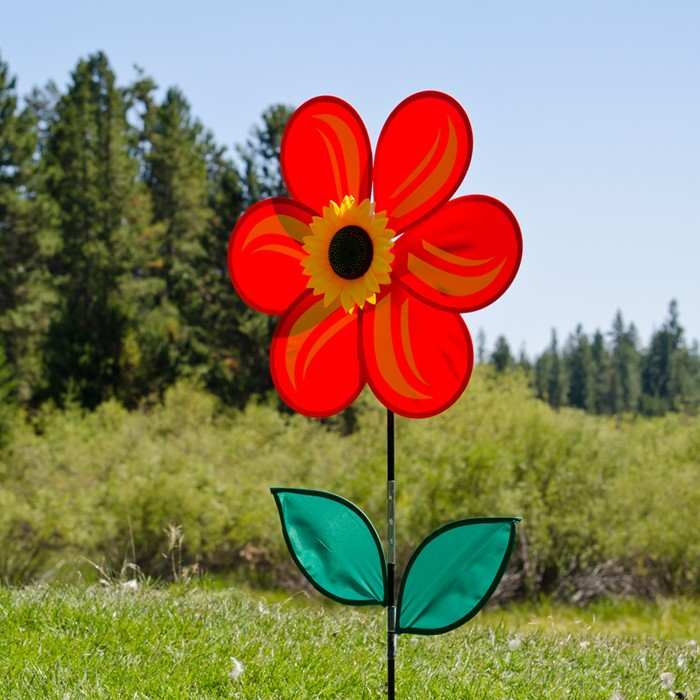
[0,584,698,699]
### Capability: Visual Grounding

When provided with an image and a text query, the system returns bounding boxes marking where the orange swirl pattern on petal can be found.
[361,286,473,418]
[271,291,364,417]
[373,91,473,233]
[372,293,430,401]
[228,197,315,315]
[393,195,522,312]
[281,96,372,214]
[314,113,362,202]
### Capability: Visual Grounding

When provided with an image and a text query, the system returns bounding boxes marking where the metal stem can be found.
[387,409,396,699]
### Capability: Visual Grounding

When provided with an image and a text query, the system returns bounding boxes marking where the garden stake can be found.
[387,409,396,699]
[229,90,524,697]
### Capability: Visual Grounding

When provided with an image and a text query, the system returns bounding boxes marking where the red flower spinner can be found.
[228,91,522,419]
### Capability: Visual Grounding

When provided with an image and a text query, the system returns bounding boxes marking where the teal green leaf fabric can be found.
[397,518,518,634]
[271,488,386,606]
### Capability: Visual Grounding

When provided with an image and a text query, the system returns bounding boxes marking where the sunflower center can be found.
[302,196,394,312]
[327,225,374,280]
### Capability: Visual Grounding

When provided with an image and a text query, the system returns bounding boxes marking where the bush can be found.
[0,369,698,596]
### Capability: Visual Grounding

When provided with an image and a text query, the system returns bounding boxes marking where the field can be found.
[2,370,699,697]
[0,584,698,699]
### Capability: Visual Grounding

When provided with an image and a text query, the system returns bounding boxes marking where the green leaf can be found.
[397,518,519,635]
[271,488,387,606]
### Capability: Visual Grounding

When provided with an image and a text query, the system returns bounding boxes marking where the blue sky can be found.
[3,1,699,355]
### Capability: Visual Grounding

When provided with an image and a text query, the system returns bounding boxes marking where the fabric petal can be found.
[373,91,473,233]
[228,197,315,315]
[271,291,364,417]
[281,96,372,214]
[361,286,473,418]
[392,195,523,312]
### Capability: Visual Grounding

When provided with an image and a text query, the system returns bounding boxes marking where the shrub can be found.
[0,369,698,596]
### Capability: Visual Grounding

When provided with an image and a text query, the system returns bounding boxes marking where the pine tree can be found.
[590,329,611,414]
[476,329,487,364]
[42,52,148,407]
[641,300,686,414]
[517,344,531,372]
[0,52,59,402]
[565,325,595,411]
[662,300,698,412]
[534,351,551,402]
[609,311,641,413]
[195,132,252,404]
[237,104,293,203]
[534,330,567,409]
[130,84,215,399]
[685,340,700,413]
[546,329,567,409]
[491,335,514,372]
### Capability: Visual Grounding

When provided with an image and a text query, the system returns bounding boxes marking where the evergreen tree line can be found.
[485,301,700,416]
[2,50,697,420]
[0,50,289,410]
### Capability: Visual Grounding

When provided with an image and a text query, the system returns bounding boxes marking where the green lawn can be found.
[0,584,698,699]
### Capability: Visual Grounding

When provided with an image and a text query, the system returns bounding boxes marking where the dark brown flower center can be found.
[328,226,373,280]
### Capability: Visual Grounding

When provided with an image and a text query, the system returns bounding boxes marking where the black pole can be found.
[387,409,396,699]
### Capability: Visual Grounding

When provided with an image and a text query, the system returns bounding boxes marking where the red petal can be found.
[393,195,523,312]
[361,286,473,418]
[271,291,364,417]
[373,91,473,233]
[228,197,315,315]
[281,96,372,213]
